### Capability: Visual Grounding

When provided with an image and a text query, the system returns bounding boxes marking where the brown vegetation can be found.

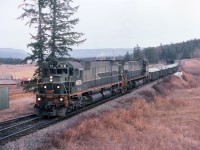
[0,92,35,122]
[36,59,200,150]
[0,86,35,122]
[0,65,36,122]
[0,64,36,79]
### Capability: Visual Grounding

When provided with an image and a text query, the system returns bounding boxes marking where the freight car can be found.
[35,59,178,117]
[148,63,178,80]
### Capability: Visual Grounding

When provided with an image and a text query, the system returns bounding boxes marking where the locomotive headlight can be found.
[57,85,60,89]
[60,98,63,101]
[50,76,53,82]
[37,98,41,101]
[44,85,47,89]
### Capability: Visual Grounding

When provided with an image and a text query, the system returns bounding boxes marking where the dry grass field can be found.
[0,87,35,122]
[36,59,200,150]
[0,64,36,121]
[0,64,36,79]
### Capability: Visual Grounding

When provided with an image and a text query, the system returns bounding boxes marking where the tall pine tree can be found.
[19,0,85,91]
[19,0,49,91]
[133,45,143,61]
[47,0,85,62]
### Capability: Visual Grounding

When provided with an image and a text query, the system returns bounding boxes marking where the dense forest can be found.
[129,39,200,64]
[0,58,22,64]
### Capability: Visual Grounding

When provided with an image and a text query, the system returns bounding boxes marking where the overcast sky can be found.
[0,0,200,52]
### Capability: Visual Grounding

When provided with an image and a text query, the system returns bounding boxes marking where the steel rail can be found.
[0,119,59,142]
[0,117,41,132]
[0,114,38,127]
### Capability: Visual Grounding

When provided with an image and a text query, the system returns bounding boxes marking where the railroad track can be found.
[0,93,124,145]
[0,114,41,144]
[0,76,167,145]
[0,114,39,129]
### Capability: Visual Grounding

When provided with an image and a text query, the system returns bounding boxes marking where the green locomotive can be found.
[35,59,147,116]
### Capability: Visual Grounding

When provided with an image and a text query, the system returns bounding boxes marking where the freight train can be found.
[35,59,178,117]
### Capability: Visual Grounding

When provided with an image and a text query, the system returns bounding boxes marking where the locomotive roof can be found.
[67,61,84,70]
[148,67,161,72]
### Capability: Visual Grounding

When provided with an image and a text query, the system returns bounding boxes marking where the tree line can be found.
[0,58,22,64]
[124,39,200,64]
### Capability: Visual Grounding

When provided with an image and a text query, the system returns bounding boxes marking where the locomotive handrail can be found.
[61,83,68,94]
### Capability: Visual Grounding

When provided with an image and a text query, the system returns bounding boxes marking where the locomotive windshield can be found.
[43,69,68,77]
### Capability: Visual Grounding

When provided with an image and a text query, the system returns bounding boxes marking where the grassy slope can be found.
[36,59,200,150]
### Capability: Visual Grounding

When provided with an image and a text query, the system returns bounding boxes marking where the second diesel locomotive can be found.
[35,59,178,117]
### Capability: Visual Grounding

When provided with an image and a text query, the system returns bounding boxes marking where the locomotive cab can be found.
[35,60,84,116]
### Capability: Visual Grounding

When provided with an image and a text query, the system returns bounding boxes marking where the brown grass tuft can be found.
[139,90,155,101]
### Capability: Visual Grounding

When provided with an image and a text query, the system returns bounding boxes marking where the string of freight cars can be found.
[35,59,179,117]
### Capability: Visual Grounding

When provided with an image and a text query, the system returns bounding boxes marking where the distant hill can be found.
[70,48,133,58]
[0,48,133,59]
[0,48,27,59]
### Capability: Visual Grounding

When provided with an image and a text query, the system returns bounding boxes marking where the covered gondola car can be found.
[148,67,161,80]
[148,63,178,81]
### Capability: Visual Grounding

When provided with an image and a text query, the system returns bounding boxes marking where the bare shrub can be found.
[154,97,186,111]
[152,74,194,95]
[139,90,155,101]
[178,72,200,89]
[152,84,166,95]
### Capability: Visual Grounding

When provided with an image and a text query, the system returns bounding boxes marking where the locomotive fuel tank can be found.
[89,93,103,102]
[102,90,112,98]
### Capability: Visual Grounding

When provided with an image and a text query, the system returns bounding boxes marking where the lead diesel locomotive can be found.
[35,59,178,117]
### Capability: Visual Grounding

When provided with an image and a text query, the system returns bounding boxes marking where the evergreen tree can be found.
[124,51,130,62]
[19,0,48,91]
[46,0,85,62]
[19,0,85,91]
[133,45,143,61]
[144,47,158,64]
[142,39,200,64]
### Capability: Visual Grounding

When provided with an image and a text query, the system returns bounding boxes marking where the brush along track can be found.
[0,76,168,145]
